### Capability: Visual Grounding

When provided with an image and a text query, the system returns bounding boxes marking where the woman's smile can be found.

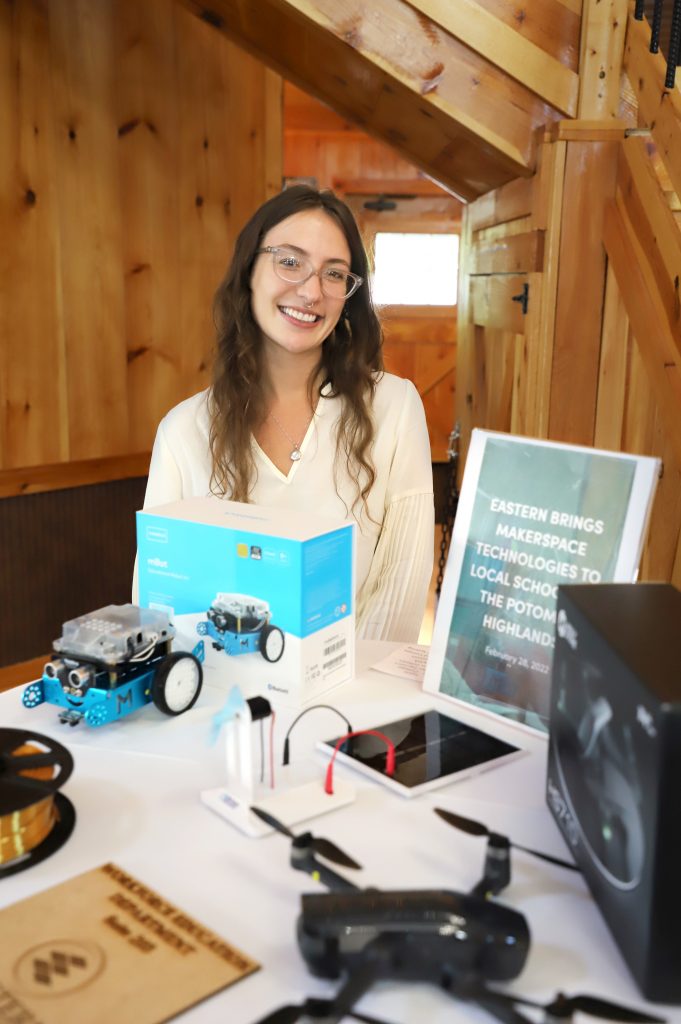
[251,208,349,359]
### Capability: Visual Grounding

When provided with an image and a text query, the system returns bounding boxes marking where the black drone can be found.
[250,806,664,1024]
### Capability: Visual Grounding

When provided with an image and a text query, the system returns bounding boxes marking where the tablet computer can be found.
[317,709,524,798]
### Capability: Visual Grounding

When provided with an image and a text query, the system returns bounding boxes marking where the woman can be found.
[142,185,434,642]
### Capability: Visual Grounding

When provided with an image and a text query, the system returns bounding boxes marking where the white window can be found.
[371,232,459,306]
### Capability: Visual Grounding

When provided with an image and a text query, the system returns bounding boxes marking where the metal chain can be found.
[435,423,461,599]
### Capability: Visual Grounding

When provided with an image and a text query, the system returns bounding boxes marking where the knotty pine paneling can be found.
[0,0,282,471]
[0,0,67,468]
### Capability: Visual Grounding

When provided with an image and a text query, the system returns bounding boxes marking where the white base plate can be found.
[201,777,356,838]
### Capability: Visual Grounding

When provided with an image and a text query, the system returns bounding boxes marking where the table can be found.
[2,641,678,1024]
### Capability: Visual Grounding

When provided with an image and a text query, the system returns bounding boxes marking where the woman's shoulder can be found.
[157,389,211,447]
[372,371,422,413]
[160,389,210,429]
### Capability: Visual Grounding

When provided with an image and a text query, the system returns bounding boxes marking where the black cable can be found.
[282,704,352,765]
[634,0,645,18]
[666,0,681,87]
[651,0,664,52]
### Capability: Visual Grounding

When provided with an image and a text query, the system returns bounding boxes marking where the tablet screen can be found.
[319,710,522,796]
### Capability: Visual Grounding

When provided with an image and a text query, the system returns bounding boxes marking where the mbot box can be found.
[136,497,355,707]
[547,583,681,1003]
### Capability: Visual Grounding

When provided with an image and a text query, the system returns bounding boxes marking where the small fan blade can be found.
[547,992,666,1023]
[435,808,578,871]
[311,837,361,870]
[434,807,490,837]
[250,806,296,839]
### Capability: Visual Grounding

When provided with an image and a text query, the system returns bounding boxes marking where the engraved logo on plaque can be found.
[13,940,106,997]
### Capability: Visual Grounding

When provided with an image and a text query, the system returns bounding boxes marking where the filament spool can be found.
[0,728,75,877]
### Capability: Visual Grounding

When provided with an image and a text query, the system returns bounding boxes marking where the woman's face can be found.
[250,208,351,362]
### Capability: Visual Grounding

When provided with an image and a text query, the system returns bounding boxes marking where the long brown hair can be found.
[209,186,383,513]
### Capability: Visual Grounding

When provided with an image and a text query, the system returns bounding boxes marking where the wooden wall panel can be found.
[548,140,618,445]
[622,349,681,586]
[0,0,67,468]
[593,262,630,451]
[0,0,282,471]
[381,311,456,460]
[116,0,181,453]
[49,0,129,460]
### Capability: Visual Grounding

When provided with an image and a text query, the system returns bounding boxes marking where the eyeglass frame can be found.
[255,245,364,299]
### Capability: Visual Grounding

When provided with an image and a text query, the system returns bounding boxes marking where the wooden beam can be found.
[281,0,533,168]
[469,275,529,333]
[618,136,681,352]
[470,230,544,274]
[548,140,619,445]
[404,0,579,116]
[624,14,681,200]
[467,175,535,233]
[549,119,628,141]
[577,0,628,119]
[182,0,551,200]
[455,206,475,473]
[603,197,681,472]
[529,138,567,437]
[332,176,454,197]
[0,453,150,499]
[593,262,629,450]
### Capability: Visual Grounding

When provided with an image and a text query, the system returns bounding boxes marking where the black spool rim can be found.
[0,728,74,815]
[0,792,76,878]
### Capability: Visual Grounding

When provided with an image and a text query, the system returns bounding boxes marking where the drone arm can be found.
[471,990,534,1024]
[291,846,360,892]
[325,961,382,1024]
[470,834,512,898]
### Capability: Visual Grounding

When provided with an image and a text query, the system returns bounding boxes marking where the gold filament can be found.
[0,743,59,865]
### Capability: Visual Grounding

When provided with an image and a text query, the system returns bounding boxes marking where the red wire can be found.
[324,729,396,795]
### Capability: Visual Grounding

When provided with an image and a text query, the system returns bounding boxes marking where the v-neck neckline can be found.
[253,387,330,482]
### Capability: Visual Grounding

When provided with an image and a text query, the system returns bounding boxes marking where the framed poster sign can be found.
[423,430,660,734]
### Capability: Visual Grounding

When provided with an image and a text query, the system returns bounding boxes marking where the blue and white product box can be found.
[136,496,355,707]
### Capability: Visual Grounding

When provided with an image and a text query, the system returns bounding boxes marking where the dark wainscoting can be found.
[0,477,147,667]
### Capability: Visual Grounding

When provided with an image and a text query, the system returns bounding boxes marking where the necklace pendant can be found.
[290,447,302,462]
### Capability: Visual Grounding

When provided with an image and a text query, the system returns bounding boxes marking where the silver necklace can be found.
[269,410,311,462]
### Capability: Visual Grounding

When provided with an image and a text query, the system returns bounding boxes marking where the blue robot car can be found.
[22,605,204,728]
[197,593,285,663]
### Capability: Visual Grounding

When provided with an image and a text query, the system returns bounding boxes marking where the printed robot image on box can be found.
[136,497,355,707]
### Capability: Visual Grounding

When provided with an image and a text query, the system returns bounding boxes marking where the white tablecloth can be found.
[1,641,677,1023]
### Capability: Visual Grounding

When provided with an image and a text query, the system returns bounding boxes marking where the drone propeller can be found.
[434,808,579,872]
[250,805,361,870]
[490,989,666,1023]
[254,1000,392,1024]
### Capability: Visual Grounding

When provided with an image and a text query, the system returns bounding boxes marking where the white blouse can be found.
[141,373,434,642]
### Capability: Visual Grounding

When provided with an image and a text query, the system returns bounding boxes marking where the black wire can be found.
[282,704,352,765]
[634,0,645,18]
[651,0,664,52]
[666,0,681,86]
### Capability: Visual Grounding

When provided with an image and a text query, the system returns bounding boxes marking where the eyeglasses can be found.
[256,246,364,299]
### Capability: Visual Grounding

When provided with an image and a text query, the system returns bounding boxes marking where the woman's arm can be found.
[142,420,184,509]
[356,378,435,642]
[356,490,434,642]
